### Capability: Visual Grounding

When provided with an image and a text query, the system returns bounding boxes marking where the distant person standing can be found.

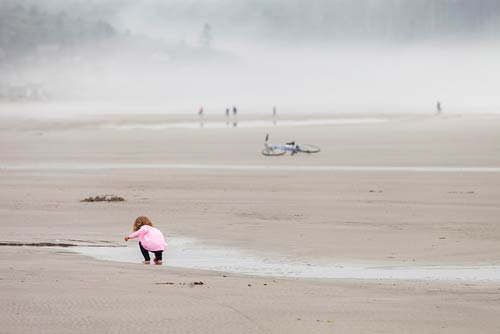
[225,108,230,127]
[436,101,442,115]
[198,106,204,128]
[272,106,277,117]
[232,106,237,116]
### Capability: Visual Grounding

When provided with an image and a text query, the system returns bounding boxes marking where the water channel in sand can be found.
[2,164,500,173]
[63,237,500,281]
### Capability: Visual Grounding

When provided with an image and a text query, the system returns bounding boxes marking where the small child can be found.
[124,216,167,265]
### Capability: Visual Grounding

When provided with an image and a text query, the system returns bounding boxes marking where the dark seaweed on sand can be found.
[81,195,125,202]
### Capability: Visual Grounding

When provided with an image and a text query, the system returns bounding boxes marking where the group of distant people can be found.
[225,106,238,117]
[199,103,442,117]
[198,106,279,117]
[198,106,238,117]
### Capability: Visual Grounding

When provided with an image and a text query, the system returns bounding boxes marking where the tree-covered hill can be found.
[0,2,116,61]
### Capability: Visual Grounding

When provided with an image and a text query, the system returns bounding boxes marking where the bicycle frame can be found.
[266,143,298,153]
[262,134,320,156]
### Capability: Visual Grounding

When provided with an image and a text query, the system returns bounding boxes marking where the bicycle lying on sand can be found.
[261,134,320,156]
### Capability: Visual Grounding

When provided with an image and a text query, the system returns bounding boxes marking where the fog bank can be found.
[1,1,499,115]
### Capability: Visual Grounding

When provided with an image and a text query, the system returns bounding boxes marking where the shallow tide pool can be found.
[102,118,388,130]
[3,164,500,173]
[67,237,500,281]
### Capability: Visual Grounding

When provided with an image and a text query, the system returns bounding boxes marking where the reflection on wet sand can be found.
[104,118,387,130]
[2,164,500,173]
[67,239,500,281]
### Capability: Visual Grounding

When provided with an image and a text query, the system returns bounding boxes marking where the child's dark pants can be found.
[139,242,163,262]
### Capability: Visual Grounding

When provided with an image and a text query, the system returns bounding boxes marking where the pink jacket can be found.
[128,225,167,252]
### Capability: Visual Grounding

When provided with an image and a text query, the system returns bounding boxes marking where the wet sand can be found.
[1,111,500,333]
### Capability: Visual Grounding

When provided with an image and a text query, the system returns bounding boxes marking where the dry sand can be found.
[1,111,500,333]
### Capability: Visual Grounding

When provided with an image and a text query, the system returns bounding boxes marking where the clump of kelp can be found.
[81,195,125,202]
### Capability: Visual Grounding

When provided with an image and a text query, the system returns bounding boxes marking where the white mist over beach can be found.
[2,0,500,116]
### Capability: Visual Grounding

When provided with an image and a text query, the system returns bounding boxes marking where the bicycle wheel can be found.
[261,147,286,156]
[296,144,320,153]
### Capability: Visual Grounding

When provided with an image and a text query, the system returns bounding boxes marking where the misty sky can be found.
[19,0,500,46]
[2,0,500,114]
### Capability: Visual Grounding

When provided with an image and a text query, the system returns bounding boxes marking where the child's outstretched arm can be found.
[124,225,147,241]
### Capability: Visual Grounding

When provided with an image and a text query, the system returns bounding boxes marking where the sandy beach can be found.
[1,111,500,333]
